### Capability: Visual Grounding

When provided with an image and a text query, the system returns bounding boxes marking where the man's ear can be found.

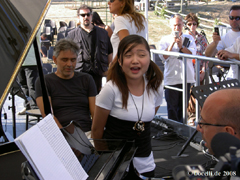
[53,56,57,64]
[225,126,236,136]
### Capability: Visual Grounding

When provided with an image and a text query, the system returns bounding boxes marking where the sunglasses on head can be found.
[187,22,197,26]
[229,16,240,21]
[109,0,115,2]
[79,13,91,17]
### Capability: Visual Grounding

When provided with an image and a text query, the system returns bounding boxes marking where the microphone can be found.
[211,132,240,158]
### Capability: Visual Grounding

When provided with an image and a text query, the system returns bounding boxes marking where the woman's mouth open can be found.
[130,67,140,74]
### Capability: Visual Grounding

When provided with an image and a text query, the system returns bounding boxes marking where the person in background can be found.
[17,31,41,115]
[205,5,240,79]
[185,13,209,85]
[35,39,97,137]
[185,13,209,125]
[40,33,48,57]
[109,0,147,59]
[92,11,113,38]
[196,88,240,155]
[92,35,164,178]
[158,14,196,123]
[67,4,113,93]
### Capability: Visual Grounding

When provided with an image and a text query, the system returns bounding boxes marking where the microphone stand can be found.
[173,129,198,158]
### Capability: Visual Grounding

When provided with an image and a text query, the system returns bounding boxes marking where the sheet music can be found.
[15,114,88,180]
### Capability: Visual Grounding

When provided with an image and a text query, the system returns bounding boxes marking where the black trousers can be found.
[165,83,191,123]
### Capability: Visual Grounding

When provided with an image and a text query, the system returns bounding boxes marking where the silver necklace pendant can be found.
[133,120,145,132]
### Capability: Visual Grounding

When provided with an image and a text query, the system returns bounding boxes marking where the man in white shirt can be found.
[159,14,196,123]
[217,36,240,79]
[205,5,240,79]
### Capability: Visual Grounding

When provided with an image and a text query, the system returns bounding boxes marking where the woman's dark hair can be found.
[185,13,199,27]
[107,35,163,109]
[119,0,145,33]
[92,11,105,26]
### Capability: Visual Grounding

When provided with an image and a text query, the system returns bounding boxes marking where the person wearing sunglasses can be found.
[67,4,113,93]
[108,0,147,60]
[158,14,196,123]
[205,5,240,79]
[196,88,240,155]
[185,13,209,85]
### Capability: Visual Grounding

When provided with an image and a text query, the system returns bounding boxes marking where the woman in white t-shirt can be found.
[108,0,147,59]
[92,35,163,178]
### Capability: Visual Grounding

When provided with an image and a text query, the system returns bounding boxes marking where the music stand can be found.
[175,79,240,157]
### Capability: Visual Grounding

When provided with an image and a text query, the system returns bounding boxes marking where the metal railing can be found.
[150,49,240,124]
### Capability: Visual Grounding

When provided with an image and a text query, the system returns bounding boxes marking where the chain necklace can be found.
[129,83,145,132]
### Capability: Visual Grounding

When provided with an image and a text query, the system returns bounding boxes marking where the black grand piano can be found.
[0,1,137,179]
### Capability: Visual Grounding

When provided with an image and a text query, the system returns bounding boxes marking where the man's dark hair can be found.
[230,5,240,12]
[41,33,47,38]
[77,4,92,16]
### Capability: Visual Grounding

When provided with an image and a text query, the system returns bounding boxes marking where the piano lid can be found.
[0,0,51,110]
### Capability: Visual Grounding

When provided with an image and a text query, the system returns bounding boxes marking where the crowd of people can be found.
[16,2,240,178]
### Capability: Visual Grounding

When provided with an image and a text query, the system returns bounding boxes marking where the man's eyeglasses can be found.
[79,13,91,17]
[187,23,197,26]
[229,16,240,21]
[109,0,115,3]
[197,122,227,129]
[197,116,227,129]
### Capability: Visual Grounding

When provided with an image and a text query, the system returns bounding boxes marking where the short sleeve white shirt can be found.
[158,33,196,85]
[96,77,163,173]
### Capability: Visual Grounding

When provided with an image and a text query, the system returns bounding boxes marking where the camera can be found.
[174,31,180,38]
[183,37,190,48]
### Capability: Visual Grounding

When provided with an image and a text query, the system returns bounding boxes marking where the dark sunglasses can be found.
[109,0,115,2]
[229,16,240,21]
[187,23,197,26]
[79,13,91,17]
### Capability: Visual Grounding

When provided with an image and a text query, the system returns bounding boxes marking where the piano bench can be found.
[25,109,42,130]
